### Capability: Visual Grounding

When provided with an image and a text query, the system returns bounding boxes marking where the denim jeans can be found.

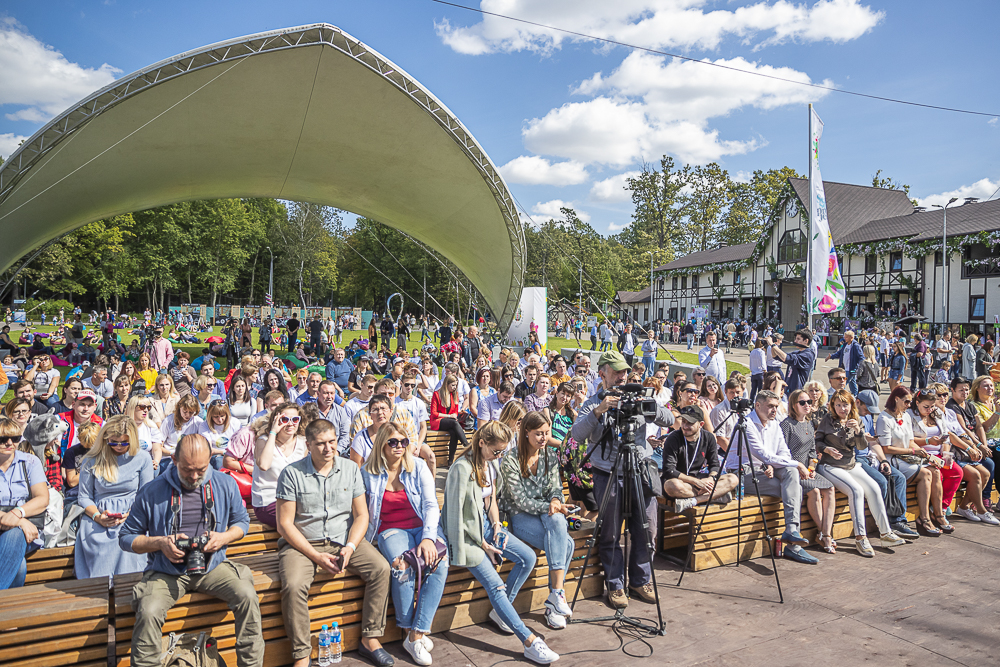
[508,511,574,578]
[686,334,694,350]
[466,515,537,644]
[846,371,858,396]
[592,470,654,592]
[0,526,29,589]
[483,513,536,601]
[641,355,655,378]
[979,455,995,499]
[858,458,907,524]
[376,526,448,634]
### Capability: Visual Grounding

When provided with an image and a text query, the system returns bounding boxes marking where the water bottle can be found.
[318,625,331,667]
[331,622,342,664]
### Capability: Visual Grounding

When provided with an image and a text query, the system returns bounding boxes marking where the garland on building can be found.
[839,229,1000,259]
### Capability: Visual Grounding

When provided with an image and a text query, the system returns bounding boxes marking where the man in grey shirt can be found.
[276,419,393,667]
[571,350,673,610]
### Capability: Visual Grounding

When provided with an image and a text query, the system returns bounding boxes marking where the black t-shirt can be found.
[287,318,300,334]
[946,398,978,432]
[438,326,452,345]
[308,320,323,337]
[660,428,720,481]
[62,444,89,500]
[178,486,208,539]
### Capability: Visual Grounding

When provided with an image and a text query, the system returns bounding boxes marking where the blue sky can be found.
[2,0,998,236]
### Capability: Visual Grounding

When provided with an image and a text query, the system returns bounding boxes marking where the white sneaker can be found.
[545,589,573,617]
[523,638,560,664]
[955,507,981,522]
[978,511,1000,525]
[404,634,433,666]
[878,532,906,548]
[544,608,567,629]
[489,608,515,634]
[672,496,697,513]
[419,636,434,652]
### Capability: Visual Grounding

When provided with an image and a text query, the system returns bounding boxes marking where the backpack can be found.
[159,632,222,667]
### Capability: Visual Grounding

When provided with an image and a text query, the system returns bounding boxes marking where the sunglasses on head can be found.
[278,415,301,425]
[209,399,227,408]
[386,437,410,449]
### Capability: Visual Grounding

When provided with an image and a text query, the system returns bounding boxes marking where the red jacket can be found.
[59,411,104,456]
[429,391,460,431]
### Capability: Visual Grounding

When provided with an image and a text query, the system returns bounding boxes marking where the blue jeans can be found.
[592,470,654,592]
[466,516,537,644]
[483,514,536,601]
[859,458,907,524]
[508,511,574,579]
[0,527,30,589]
[41,394,62,409]
[641,355,655,378]
[377,527,448,634]
[978,455,995,499]
[847,371,858,396]
[686,334,694,350]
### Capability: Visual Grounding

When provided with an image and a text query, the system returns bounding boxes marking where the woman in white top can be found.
[187,400,240,469]
[26,355,61,409]
[159,394,203,462]
[149,374,179,428]
[227,375,255,428]
[417,357,439,406]
[252,403,307,528]
[349,394,393,467]
[125,394,164,472]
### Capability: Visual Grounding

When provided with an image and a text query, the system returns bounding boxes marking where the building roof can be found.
[616,286,650,304]
[653,242,755,271]
[838,197,1000,244]
[788,178,914,242]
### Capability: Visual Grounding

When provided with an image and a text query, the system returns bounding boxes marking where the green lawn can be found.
[542,336,750,376]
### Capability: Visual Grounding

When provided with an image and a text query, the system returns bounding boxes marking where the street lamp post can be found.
[266,246,274,319]
[646,250,660,326]
[931,198,958,330]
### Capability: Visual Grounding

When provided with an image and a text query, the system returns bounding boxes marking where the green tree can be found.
[721,166,802,247]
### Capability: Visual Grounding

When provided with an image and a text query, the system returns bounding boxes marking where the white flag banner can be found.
[808,106,846,314]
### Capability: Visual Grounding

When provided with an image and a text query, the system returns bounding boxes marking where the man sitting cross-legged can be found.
[661,405,738,512]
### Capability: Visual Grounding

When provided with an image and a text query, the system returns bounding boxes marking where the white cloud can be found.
[522,51,824,165]
[0,18,120,123]
[531,199,591,223]
[915,178,999,209]
[499,155,589,185]
[590,171,640,202]
[436,0,883,55]
[607,221,629,232]
[989,117,998,126]
[0,132,29,160]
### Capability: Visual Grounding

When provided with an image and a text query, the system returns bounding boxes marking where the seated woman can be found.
[698,375,724,415]
[75,415,154,579]
[350,395,393,466]
[227,375,255,428]
[970,375,1000,501]
[257,368,290,412]
[804,380,829,426]
[135,353,157,391]
[816,389,905,557]
[908,388,966,526]
[159,393,203,461]
[430,375,470,466]
[761,371,788,418]
[931,383,998,524]
[57,377,84,415]
[126,396,164,471]
[26,355,61,409]
[442,421,559,664]
[542,381,576,450]
[186,399,239,470]
[523,373,552,414]
[149,374,179,428]
[470,369,495,429]
[361,422,448,666]
[500,411,577,630]
[782,390,837,553]
[0,417,47,589]
[671,381,715,435]
[252,403,307,528]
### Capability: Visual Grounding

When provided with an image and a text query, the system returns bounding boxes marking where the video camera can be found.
[729,397,752,414]
[600,383,659,421]
[175,535,209,575]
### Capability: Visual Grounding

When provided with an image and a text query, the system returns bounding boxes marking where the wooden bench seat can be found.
[0,578,110,667]
[423,429,475,465]
[113,531,604,667]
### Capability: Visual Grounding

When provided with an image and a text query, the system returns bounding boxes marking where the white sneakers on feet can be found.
[978,511,1000,525]
[403,634,432,666]
[955,507,981,522]
[419,636,434,652]
[544,608,567,630]
[545,589,573,617]
[672,496,698,513]
[523,638,560,664]
[878,532,906,548]
[489,608,515,634]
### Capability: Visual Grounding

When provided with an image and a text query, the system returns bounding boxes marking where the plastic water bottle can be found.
[330,622,342,664]
[318,625,331,666]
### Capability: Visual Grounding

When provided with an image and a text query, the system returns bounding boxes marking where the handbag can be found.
[884,472,906,519]
[220,463,253,506]
[159,631,223,667]
[641,457,663,499]
[394,538,447,595]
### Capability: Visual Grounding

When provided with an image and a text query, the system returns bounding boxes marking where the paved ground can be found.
[345,519,1000,667]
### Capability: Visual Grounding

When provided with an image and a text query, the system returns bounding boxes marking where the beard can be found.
[179,470,208,489]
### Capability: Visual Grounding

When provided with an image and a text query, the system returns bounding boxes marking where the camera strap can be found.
[170,480,216,535]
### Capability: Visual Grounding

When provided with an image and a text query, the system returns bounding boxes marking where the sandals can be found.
[817,532,836,554]
[916,518,942,537]
[932,515,955,534]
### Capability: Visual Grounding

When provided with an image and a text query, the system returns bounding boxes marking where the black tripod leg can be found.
[623,455,666,634]
[747,470,784,603]
[675,471,723,587]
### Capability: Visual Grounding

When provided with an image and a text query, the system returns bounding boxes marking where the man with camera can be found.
[722,390,817,565]
[661,405,738,512]
[120,434,263,667]
[572,350,673,609]
[767,329,815,394]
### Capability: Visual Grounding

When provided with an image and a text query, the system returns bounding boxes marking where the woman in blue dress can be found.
[75,414,154,579]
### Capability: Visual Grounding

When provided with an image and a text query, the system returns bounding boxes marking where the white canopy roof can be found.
[0,24,525,329]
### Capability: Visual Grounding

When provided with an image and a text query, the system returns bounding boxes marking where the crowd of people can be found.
[3,310,1000,667]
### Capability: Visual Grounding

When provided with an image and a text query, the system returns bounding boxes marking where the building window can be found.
[658,307,663,319]
[889,252,903,271]
[672,276,678,290]
[865,255,877,273]
[963,243,1000,278]
[692,274,699,288]
[680,276,687,289]
[713,272,721,286]
[734,272,740,285]
[777,229,807,262]
[935,250,943,266]
[971,295,986,320]
[669,307,678,321]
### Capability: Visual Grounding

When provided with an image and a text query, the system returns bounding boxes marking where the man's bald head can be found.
[175,434,211,489]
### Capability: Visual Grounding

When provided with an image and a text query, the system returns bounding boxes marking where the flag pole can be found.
[805,104,812,332]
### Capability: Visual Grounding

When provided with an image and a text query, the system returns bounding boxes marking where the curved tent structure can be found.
[0,23,525,329]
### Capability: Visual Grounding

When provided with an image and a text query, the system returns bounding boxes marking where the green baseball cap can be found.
[598,350,630,371]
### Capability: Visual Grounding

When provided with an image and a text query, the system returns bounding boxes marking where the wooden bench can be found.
[113,531,604,667]
[25,521,282,586]
[0,578,110,667]
[424,429,475,465]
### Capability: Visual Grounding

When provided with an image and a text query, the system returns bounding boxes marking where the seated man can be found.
[723,390,818,565]
[120,435,263,667]
[662,405,738,512]
[276,419,393,667]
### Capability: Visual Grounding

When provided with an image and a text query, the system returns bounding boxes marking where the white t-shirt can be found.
[228,398,255,428]
[33,369,60,396]
[345,396,371,420]
[186,420,240,452]
[351,429,375,462]
[395,395,428,427]
[160,415,204,453]
[136,421,164,454]
[251,435,307,507]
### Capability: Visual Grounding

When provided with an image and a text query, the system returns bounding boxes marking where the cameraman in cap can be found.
[120,434,262,667]
[571,350,674,610]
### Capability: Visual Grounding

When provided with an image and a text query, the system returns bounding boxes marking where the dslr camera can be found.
[729,397,752,414]
[175,535,210,575]
[602,383,659,421]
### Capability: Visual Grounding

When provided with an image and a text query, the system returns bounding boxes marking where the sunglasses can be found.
[797,399,814,406]
[682,388,699,394]
[0,436,18,445]
[278,415,302,425]
[694,372,705,377]
[136,403,152,410]
[403,383,417,388]
[209,399,227,408]
[206,382,217,388]
[108,438,130,447]
[386,437,410,450]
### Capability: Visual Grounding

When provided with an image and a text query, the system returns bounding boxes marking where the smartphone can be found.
[105,512,124,519]
[567,506,581,515]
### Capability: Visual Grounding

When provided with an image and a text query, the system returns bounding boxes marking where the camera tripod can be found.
[569,416,666,635]
[675,409,784,602]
